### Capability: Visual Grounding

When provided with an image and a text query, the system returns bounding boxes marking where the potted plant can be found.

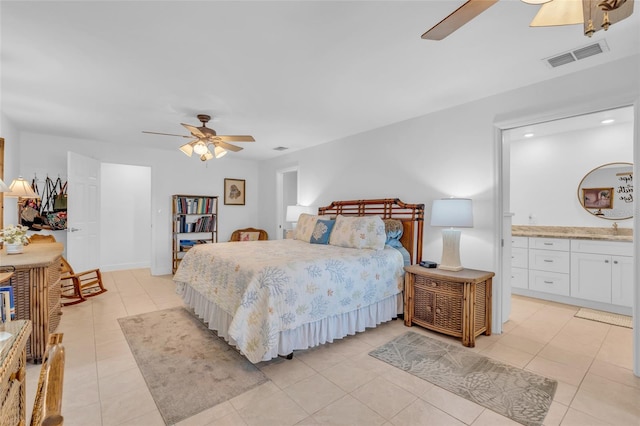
[0,224,30,254]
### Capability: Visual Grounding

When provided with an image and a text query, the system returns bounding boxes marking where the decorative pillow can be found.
[329,215,386,250]
[240,231,260,241]
[310,219,335,244]
[294,213,326,242]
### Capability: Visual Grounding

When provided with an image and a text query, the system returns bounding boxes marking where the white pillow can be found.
[294,213,326,242]
[329,215,386,250]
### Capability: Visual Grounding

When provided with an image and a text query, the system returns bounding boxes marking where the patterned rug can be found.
[575,307,632,329]
[119,307,268,425]
[370,332,557,426]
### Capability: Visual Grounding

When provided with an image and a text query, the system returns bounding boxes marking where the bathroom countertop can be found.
[512,225,632,242]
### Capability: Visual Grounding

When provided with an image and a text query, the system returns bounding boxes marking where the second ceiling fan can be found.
[421,0,634,40]
[143,114,255,161]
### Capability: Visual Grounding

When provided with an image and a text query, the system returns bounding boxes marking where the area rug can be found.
[575,307,632,329]
[118,307,268,425]
[369,332,556,426]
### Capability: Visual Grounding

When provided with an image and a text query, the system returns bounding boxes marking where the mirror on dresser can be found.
[577,162,633,220]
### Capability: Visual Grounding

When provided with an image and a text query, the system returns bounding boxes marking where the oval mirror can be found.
[577,162,633,220]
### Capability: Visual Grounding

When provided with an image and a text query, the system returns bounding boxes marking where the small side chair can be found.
[229,227,268,242]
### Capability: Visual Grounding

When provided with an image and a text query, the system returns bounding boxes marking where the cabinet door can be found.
[570,252,612,303]
[511,247,528,268]
[511,267,528,289]
[611,256,633,307]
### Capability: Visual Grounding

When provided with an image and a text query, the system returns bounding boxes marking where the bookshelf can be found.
[172,194,218,273]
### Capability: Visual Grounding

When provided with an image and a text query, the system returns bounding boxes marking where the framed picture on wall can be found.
[224,178,245,205]
[582,187,613,209]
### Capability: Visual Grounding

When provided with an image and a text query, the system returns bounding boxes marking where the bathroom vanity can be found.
[511,226,632,315]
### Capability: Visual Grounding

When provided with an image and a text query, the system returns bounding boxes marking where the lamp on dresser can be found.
[431,198,473,271]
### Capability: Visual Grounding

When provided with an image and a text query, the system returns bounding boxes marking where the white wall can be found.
[100,163,152,271]
[16,132,260,275]
[510,121,633,227]
[258,55,640,276]
[1,115,21,227]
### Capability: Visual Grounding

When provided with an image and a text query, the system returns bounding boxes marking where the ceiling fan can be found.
[143,114,255,161]
[421,0,634,40]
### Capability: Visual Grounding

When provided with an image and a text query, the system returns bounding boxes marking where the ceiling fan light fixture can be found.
[193,140,209,156]
[214,146,228,159]
[179,143,194,157]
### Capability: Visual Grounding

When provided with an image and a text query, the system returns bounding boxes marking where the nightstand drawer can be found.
[414,274,463,296]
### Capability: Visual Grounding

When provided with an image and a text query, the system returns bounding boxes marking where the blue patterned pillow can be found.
[310,219,335,244]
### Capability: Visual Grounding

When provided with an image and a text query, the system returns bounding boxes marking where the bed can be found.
[174,198,424,363]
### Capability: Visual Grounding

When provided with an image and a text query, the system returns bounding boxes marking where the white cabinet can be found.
[511,237,528,289]
[570,240,633,307]
[511,236,633,312]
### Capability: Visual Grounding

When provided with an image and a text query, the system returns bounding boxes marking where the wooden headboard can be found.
[318,198,424,265]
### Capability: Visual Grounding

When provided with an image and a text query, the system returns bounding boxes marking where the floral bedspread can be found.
[173,239,404,363]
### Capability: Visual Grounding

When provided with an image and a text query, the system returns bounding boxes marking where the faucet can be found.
[612,222,618,234]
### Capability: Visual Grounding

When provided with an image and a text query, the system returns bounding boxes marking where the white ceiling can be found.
[2,1,639,161]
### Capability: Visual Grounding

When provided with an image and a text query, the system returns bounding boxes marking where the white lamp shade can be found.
[0,178,10,192]
[6,177,38,198]
[286,205,314,222]
[431,198,473,228]
[179,143,194,157]
[214,146,227,158]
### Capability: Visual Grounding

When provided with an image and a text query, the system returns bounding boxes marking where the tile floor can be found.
[25,269,640,426]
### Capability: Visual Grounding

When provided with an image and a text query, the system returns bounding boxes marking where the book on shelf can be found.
[174,196,215,215]
[0,285,15,323]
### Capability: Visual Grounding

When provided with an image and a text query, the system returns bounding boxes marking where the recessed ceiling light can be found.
[601,119,615,124]
[524,133,534,138]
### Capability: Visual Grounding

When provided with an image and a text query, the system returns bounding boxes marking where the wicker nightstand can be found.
[404,265,494,347]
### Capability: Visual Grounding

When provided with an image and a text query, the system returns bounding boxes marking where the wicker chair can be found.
[28,234,107,306]
[229,227,268,242]
[30,333,65,426]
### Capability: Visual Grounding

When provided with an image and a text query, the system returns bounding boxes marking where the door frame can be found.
[275,165,299,239]
[494,97,639,376]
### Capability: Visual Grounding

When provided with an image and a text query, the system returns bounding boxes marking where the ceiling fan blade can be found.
[142,131,193,139]
[216,135,255,142]
[181,123,206,139]
[215,141,243,152]
[421,0,499,40]
[530,0,584,27]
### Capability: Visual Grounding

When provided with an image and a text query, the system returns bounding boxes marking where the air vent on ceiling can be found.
[273,146,289,151]
[543,39,609,68]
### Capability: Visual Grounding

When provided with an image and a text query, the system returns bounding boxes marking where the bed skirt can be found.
[178,283,404,362]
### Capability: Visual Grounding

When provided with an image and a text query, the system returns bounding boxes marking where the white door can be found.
[67,152,100,271]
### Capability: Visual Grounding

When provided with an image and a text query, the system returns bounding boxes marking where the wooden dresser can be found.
[0,320,32,426]
[0,243,63,363]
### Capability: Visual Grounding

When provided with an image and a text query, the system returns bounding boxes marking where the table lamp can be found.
[430,198,473,271]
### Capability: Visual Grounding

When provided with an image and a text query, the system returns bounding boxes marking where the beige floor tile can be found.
[552,380,578,406]
[96,351,138,378]
[209,410,249,426]
[389,398,465,426]
[98,365,148,399]
[588,359,640,389]
[95,337,132,361]
[118,409,166,426]
[229,381,280,411]
[536,344,594,370]
[351,376,417,420]
[421,385,484,424]
[321,359,379,393]
[312,394,386,425]
[60,401,103,426]
[295,344,348,372]
[559,408,612,426]
[380,367,433,397]
[259,357,316,388]
[100,386,158,426]
[283,374,345,414]
[237,390,308,426]
[323,335,373,358]
[570,373,640,425]
[497,331,547,355]
[542,401,568,426]
[595,325,634,369]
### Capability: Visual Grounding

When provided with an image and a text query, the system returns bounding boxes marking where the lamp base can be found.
[438,228,463,272]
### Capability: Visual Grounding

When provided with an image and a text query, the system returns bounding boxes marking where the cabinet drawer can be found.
[529,270,570,296]
[512,236,528,249]
[511,247,528,268]
[414,274,463,296]
[530,237,570,251]
[571,239,633,256]
[511,267,528,289]
[529,249,570,273]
